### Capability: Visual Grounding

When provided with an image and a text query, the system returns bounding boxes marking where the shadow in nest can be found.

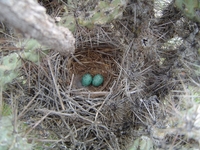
[66,46,121,97]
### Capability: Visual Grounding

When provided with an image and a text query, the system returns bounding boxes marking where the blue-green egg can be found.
[81,73,92,86]
[92,74,104,87]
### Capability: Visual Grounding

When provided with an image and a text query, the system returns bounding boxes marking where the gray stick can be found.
[0,0,75,56]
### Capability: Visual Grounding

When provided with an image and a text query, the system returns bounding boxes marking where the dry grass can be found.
[1,0,200,149]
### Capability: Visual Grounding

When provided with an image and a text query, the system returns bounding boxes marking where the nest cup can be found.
[67,46,120,95]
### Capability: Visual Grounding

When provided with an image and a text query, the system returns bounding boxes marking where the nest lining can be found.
[67,47,120,95]
[2,0,200,149]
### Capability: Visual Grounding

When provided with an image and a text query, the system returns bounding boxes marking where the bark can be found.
[0,0,75,56]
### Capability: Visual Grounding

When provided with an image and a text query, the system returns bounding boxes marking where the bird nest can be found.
[3,0,199,149]
[67,46,120,97]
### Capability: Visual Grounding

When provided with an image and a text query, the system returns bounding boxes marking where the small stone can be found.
[81,73,92,86]
[92,74,104,87]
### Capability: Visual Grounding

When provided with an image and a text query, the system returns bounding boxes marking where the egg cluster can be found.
[81,73,104,87]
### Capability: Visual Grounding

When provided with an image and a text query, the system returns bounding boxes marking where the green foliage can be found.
[2,102,12,116]
[60,0,127,31]
[59,9,76,32]
[0,39,47,89]
[129,136,154,150]
[21,39,47,63]
[0,53,21,88]
[0,116,33,150]
[175,0,200,22]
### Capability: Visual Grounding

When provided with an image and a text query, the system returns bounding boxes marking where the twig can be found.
[95,81,116,122]
[36,109,94,123]
[48,59,65,110]
[25,111,51,137]
[68,73,74,96]
[17,91,40,119]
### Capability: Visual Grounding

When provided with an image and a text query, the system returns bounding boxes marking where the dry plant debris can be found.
[1,0,200,149]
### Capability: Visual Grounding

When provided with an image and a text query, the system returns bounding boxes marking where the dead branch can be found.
[0,0,75,56]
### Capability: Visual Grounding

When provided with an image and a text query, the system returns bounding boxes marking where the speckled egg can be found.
[81,73,92,86]
[92,74,104,87]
